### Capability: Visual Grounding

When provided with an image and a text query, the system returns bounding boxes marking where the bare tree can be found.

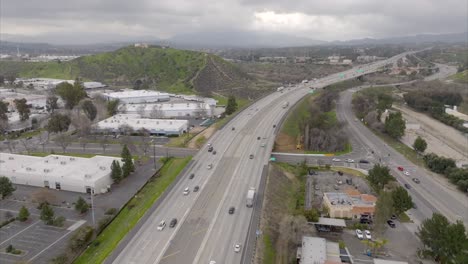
[118,124,134,136]
[19,138,36,154]
[4,139,18,153]
[138,128,151,156]
[38,131,50,152]
[55,133,72,153]
[137,104,147,117]
[99,134,110,153]
[79,137,88,151]
[70,111,92,138]
[149,105,163,119]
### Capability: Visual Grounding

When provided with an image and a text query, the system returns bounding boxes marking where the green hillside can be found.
[0,45,276,96]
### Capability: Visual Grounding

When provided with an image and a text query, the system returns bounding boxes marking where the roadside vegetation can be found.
[73,156,191,264]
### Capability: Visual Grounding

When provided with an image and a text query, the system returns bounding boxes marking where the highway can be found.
[110,51,419,264]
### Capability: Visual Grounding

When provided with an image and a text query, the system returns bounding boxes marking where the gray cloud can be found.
[1,0,466,44]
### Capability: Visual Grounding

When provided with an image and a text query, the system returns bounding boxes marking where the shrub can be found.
[105,208,118,215]
[53,216,66,227]
[69,225,94,252]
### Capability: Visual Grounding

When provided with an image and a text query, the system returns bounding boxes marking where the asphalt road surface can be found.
[112,51,419,264]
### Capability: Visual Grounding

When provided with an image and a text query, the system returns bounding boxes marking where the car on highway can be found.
[337,171,343,176]
[234,244,242,253]
[412,178,420,184]
[207,164,213,170]
[209,261,216,264]
[169,218,178,228]
[261,143,266,147]
[193,186,200,192]
[213,150,217,155]
[208,146,214,152]
[404,171,410,176]
[189,173,195,179]
[228,206,235,214]
[157,220,166,231]
[345,159,354,163]
[273,124,276,128]
[404,183,411,189]
[355,229,364,239]
[364,230,371,240]
[183,187,190,195]
[257,136,261,140]
[249,154,254,159]
[387,220,396,228]
[359,159,369,164]
[397,166,404,171]
[332,158,341,162]
[232,127,235,131]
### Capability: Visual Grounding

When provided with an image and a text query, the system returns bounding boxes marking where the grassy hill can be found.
[450,70,468,84]
[0,45,277,96]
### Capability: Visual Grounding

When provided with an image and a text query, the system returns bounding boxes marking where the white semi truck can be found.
[246,187,256,207]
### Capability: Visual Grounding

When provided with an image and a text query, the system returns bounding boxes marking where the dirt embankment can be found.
[187,126,216,149]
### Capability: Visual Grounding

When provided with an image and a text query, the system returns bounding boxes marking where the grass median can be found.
[73,156,192,264]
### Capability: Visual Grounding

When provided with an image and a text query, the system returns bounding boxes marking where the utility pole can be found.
[152,139,156,170]
[90,188,95,228]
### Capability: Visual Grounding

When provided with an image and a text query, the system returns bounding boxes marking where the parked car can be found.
[208,146,214,152]
[364,230,371,240]
[228,206,235,214]
[193,186,200,192]
[404,183,411,189]
[207,164,213,170]
[412,178,420,184]
[169,218,178,228]
[397,166,404,171]
[355,229,364,239]
[387,220,396,228]
[390,214,397,220]
[234,244,242,253]
[157,220,166,231]
[404,171,410,176]
[260,143,266,147]
[183,187,190,195]
[337,171,344,176]
[249,154,254,159]
[189,173,195,179]
[257,136,261,140]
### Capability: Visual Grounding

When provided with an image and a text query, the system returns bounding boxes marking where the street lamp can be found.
[151,139,156,170]
[90,187,95,228]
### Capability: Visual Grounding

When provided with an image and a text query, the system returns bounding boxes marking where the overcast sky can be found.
[1,0,467,44]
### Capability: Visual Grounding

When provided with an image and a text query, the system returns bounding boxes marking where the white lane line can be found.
[0,220,41,246]
[28,224,81,262]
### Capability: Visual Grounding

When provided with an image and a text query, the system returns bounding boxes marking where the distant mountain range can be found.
[1,31,466,54]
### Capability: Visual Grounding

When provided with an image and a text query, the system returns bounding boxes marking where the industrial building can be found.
[17,78,106,90]
[120,102,213,118]
[296,236,343,264]
[94,114,188,136]
[323,188,377,219]
[103,90,170,104]
[0,153,120,194]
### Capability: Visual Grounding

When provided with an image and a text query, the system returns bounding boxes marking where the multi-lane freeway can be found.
[109,50,433,264]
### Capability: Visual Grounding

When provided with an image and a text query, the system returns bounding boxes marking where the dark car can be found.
[193,186,200,192]
[412,178,420,184]
[249,154,254,159]
[169,218,178,228]
[257,136,261,140]
[337,171,344,176]
[213,150,217,155]
[208,146,214,152]
[404,183,411,189]
[391,214,397,220]
[228,206,235,214]
[273,124,276,128]
[359,159,369,164]
[397,166,404,171]
[308,169,318,175]
[387,220,396,228]
[189,173,195,179]
[232,127,235,131]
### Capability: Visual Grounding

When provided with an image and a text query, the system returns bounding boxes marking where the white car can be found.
[404,171,410,176]
[183,187,190,195]
[209,262,216,264]
[346,159,355,163]
[207,164,213,170]
[332,158,341,162]
[364,230,371,240]
[157,220,166,231]
[234,244,242,253]
[355,229,364,239]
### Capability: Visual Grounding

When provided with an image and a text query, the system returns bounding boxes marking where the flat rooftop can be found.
[314,217,347,227]
[104,90,169,98]
[324,192,353,206]
[0,153,119,183]
[96,114,188,131]
[121,102,211,112]
[301,237,327,264]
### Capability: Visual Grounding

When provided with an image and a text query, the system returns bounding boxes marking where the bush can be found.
[302,209,320,222]
[17,206,30,222]
[96,216,112,234]
[351,222,369,230]
[5,244,21,255]
[0,218,15,228]
[105,208,118,215]
[53,216,66,227]
[75,196,89,214]
[50,253,68,264]
[69,225,94,252]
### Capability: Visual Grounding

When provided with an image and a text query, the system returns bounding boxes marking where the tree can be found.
[14,98,30,121]
[373,191,394,235]
[47,113,71,133]
[74,197,89,214]
[6,74,16,85]
[0,101,8,121]
[111,160,123,183]
[413,136,428,153]
[0,176,15,199]
[302,209,320,222]
[55,81,87,109]
[0,75,4,85]
[69,225,94,252]
[417,213,468,263]
[385,111,406,139]
[367,164,395,190]
[55,133,72,153]
[121,144,134,177]
[46,95,59,113]
[362,238,388,257]
[99,134,111,153]
[107,99,120,116]
[79,137,88,151]
[81,100,97,121]
[18,206,30,222]
[391,186,413,215]
[138,128,151,156]
[40,203,55,225]
[225,96,238,115]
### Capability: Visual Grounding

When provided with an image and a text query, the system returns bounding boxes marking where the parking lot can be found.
[0,214,85,264]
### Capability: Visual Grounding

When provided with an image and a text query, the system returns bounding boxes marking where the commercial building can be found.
[297,236,342,264]
[323,188,377,219]
[103,90,170,104]
[17,78,106,90]
[94,114,188,136]
[374,260,408,264]
[0,153,120,194]
[120,102,214,118]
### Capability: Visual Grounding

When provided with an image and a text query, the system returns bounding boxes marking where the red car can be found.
[397,166,404,171]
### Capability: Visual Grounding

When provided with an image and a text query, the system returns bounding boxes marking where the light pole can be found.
[151,139,156,170]
[90,188,95,228]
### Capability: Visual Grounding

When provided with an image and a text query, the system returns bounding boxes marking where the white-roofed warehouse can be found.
[0,153,121,194]
[103,90,170,104]
[94,114,188,136]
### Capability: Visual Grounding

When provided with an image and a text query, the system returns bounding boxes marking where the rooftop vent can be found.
[44,160,48,163]
[100,166,106,170]
[69,157,75,161]
[84,174,92,179]
[60,161,66,165]
[54,156,59,159]
[8,156,14,160]
[26,167,32,171]
[44,169,50,173]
